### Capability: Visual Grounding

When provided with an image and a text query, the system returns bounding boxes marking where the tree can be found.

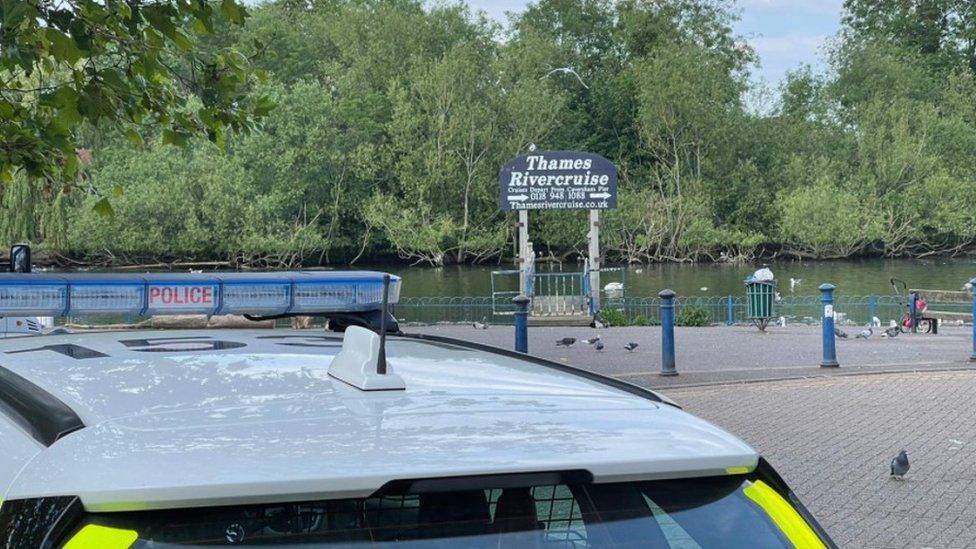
[777,179,879,258]
[367,27,568,264]
[0,0,267,186]
[842,0,976,73]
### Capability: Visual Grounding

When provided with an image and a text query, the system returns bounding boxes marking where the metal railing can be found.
[394,294,951,326]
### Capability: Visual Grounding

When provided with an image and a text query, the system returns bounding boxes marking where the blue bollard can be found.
[868,295,877,324]
[513,295,530,354]
[820,283,839,368]
[726,295,734,326]
[970,278,976,362]
[659,289,678,376]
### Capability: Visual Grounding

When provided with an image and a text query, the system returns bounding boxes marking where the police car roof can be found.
[0,329,757,512]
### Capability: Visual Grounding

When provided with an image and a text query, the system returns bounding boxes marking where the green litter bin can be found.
[745,279,776,331]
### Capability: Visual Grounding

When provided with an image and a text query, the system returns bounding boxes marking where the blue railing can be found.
[394,294,931,326]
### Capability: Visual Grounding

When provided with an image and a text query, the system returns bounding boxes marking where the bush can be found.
[599,308,627,327]
[675,305,711,327]
[631,315,660,327]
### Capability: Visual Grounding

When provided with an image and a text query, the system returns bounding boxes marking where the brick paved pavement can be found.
[668,372,976,548]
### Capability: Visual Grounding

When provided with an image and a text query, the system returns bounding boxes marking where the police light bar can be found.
[0,271,401,317]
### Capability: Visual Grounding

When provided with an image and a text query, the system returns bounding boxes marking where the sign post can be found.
[518,210,529,295]
[588,209,600,314]
[499,151,617,319]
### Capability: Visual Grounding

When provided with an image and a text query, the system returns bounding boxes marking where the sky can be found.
[465,0,844,91]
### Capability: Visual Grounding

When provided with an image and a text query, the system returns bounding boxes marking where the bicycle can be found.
[889,277,934,334]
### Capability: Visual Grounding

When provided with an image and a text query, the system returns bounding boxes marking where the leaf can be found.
[93,197,115,218]
[62,153,79,179]
[253,95,276,117]
[2,2,31,27]
[117,2,131,20]
[221,0,246,25]
[192,18,209,34]
[43,28,83,64]
[124,128,144,146]
[170,29,193,52]
[162,129,189,146]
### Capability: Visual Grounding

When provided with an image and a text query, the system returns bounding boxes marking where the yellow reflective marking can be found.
[725,466,753,474]
[63,524,138,549]
[743,480,826,549]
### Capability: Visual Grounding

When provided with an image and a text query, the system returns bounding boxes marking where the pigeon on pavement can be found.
[834,327,848,339]
[556,337,576,347]
[882,326,900,338]
[585,336,601,345]
[472,317,488,330]
[594,341,604,352]
[855,327,873,339]
[592,318,607,329]
[890,450,910,480]
[624,342,639,352]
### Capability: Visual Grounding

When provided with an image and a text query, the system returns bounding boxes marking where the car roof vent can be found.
[328,326,405,391]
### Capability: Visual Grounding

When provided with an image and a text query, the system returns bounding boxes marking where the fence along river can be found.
[378,258,976,325]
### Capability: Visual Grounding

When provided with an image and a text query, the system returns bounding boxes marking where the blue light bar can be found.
[0,272,401,317]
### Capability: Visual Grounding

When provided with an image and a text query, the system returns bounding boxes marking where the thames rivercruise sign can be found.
[499,151,618,211]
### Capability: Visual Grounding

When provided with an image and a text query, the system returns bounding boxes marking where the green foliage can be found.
[675,305,710,327]
[598,308,628,327]
[9,0,976,266]
[0,0,264,184]
[776,179,879,258]
[631,315,660,327]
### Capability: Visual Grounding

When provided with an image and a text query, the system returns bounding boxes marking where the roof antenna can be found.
[376,274,390,375]
[319,273,404,391]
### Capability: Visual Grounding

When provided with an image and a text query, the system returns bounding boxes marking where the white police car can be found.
[0,268,834,547]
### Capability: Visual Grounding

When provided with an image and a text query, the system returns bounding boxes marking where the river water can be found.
[372,258,976,298]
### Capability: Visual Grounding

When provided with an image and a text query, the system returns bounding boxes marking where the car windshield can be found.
[67,475,821,548]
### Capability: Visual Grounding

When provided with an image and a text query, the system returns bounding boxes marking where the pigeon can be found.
[592,318,607,329]
[594,341,604,352]
[855,327,873,339]
[890,450,910,480]
[624,342,639,352]
[882,326,900,338]
[872,316,881,327]
[472,316,489,330]
[834,327,848,339]
[584,336,601,345]
[556,337,576,347]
